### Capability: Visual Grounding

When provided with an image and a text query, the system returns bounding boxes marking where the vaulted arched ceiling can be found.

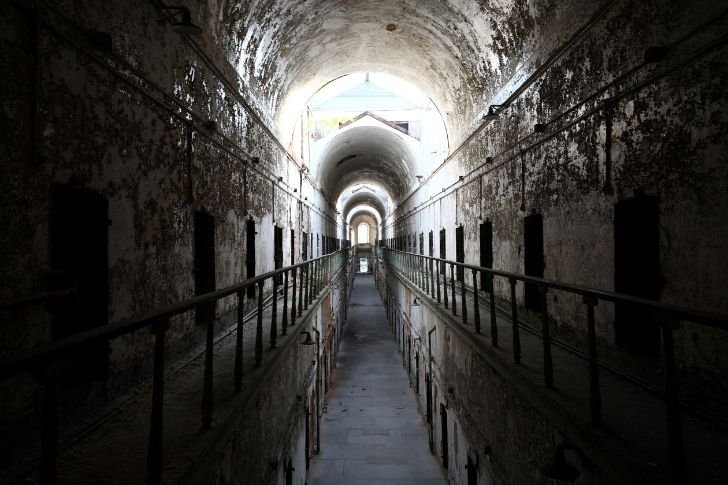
[212,0,533,146]
[318,125,417,202]
[341,190,388,223]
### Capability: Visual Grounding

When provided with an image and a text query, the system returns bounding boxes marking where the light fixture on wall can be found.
[412,297,421,306]
[534,123,546,133]
[484,104,505,119]
[486,156,494,164]
[299,331,314,346]
[159,6,203,35]
[416,175,424,182]
[644,45,669,64]
[541,445,580,481]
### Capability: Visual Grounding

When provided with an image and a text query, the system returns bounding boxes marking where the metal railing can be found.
[0,247,354,484]
[382,247,728,485]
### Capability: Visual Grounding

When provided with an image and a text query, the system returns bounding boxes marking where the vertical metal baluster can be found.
[488,273,498,347]
[441,261,446,307]
[425,257,431,294]
[282,270,289,335]
[305,263,310,308]
[147,321,166,485]
[430,259,435,299]
[291,266,297,325]
[472,269,480,334]
[540,287,553,388]
[255,280,264,367]
[270,276,278,349]
[509,278,519,362]
[461,268,467,325]
[234,290,244,391]
[40,364,58,485]
[583,295,601,424]
[202,306,214,429]
[298,265,304,315]
[663,316,686,485]
[450,263,457,316]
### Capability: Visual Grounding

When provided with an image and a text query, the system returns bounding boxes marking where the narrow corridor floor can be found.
[308,274,445,485]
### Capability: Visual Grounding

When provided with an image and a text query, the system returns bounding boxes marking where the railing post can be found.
[202,311,214,429]
[442,262,447,308]
[461,269,467,325]
[298,265,304,315]
[430,259,436,299]
[509,278,520,363]
[291,267,297,326]
[425,257,431,295]
[662,316,686,485]
[282,269,289,336]
[583,295,601,424]
[147,320,167,485]
[450,263,457,316]
[234,290,244,391]
[255,280,264,367]
[472,269,481,334]
[540,287,553,388]
[270,276,278,349]
[40,364,58,485]
[305,262,311,308]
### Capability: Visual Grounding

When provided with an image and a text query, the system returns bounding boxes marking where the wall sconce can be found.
[534,123,546,133]
[484,104,505,119]
[541,444,580,481]
[159,6,203,35]
[644,45,669,64]
[293,188,298,192]
[278,176,283,182]
[300,331,314,345]
[459,175,464,182]
[251,156,260,164]
[412,297,421,306]
[486,156,494,164]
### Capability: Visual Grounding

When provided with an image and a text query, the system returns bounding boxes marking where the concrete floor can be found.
[308,274,446,485]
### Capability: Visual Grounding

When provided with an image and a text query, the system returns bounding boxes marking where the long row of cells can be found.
[47,183,343,386]
[384,194,661,358]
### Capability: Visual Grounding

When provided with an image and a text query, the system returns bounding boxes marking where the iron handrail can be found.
[0,246,355,485]
[385,249,728,329]
[0,248,352,380]
[382,247,728,485]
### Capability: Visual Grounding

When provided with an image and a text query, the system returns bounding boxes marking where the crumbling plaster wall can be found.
[0,0,340,412]
[385,0,728,394]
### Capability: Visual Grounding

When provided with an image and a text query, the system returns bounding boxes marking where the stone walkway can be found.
[308,274,445,485]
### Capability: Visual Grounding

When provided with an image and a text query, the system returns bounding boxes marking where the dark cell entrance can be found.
[425,373,433,451]
[439,228,447,274]
[614,195,661,357]
[290,229,295,265]
[49,184,109,383]
[440,403,449,468]
[467,454,478,485]
[194,211,216,324]
[429,231,434,257]
[524,213,544,310]
[302,231,308,260]
[455,225,464,281]
[245,219,256,298]
[480,221,493,292]
[274,225,283,284]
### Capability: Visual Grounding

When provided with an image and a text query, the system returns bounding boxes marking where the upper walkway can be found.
[309,274,445,485]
